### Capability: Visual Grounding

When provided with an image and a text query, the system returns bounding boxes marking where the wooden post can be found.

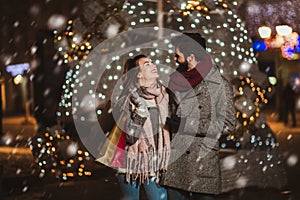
[157,0,164,39]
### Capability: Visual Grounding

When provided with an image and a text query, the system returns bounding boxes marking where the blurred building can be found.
[0,0,81,118]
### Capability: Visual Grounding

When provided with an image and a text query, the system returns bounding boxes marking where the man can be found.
[161,33,236,200]
[283,81,297,127]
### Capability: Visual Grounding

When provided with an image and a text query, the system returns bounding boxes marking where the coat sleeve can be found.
[167,88,178,117]
[205,78,236,139]
[113,96,146,145]
[219,79,236,135]
[182,78,236,138]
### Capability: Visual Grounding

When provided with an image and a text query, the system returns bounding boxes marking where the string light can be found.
[237,76,270,127]
[53,20,93,64]
[178,0,229,16]
[30,127,91,180]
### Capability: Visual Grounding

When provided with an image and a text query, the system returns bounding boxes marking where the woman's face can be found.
[136,57,159,83]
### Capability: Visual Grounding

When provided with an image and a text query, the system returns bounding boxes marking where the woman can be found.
[113,55,170,200]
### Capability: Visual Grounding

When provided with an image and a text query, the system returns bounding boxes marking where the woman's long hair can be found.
[120,55,146,97]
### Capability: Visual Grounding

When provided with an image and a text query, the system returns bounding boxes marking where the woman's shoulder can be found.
[112,95,130,111]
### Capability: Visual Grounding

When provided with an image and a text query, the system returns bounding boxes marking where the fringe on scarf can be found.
[125,144,170,184]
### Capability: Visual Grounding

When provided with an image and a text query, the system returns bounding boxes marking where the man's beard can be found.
[176,59,188,72]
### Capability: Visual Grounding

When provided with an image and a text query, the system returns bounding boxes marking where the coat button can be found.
[198,105,202,109]
[186,150,190,154]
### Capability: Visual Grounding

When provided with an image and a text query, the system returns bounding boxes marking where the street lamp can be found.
[6,63,34,124]
[258,24,293,38]
[255,24,300,121]
[275,25,293,37]
[256,24,299,60]
[258,26,272,39]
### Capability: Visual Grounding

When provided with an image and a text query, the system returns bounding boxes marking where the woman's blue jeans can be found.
[117,173,167,200]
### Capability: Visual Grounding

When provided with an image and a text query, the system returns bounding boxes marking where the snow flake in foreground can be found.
[31,45,38,55]
[13,21,20,28]
[22,186,29,193]
[16,168,22,175]
[66,142,79,157]
[30,4,40,16]
[262,165,267,172]
[39,172,45,179]
[235,176,248,188]
[222,156,236,170]
[43,88,50,97]
[160,192,166,199]
[105,23,121,39]
[1,134,13,145]
[3,54,12,65]
[287,154,298,167]
[47,14,67,30]
[239,61,251,73]
[30,59,39,71]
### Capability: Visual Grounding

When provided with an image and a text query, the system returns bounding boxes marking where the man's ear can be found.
[187,54,195,63]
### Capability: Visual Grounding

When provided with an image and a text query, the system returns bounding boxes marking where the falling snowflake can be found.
[66,142,79,157]
[235,176,248,188]
[22,186,29,193]
[13,21,20,28]
[222,156,236,170]
[287,134,293,141]
[105,23,121,39]
[287,154,298,167]
[31,45,38,55]
[47,14,67,30]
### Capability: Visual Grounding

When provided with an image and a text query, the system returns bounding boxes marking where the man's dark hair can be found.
[183,33,206,49]
[172,32,206,61]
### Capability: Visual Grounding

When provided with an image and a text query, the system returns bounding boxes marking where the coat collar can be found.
[203,65,223,84]
[170,65,223,104]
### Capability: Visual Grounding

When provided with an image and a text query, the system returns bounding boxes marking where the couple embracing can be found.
[97,32,236,200]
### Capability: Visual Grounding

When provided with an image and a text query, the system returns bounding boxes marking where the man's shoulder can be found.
[202,66,223,85]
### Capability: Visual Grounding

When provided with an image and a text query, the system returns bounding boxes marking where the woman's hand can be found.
[130,88,149,118]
